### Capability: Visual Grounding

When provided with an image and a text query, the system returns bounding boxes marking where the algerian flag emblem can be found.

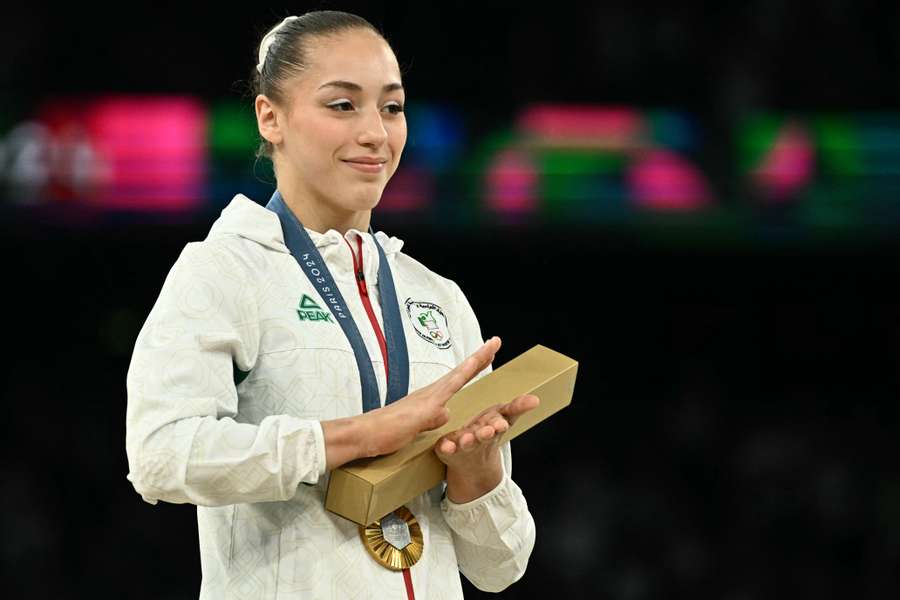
[405,299,451,349]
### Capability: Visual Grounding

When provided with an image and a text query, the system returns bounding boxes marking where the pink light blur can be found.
[485,149,539,214]
[39,95,207,211]
[627,149,713,211]
[752,121,814,202]
[379,165,431,212]
[517,105,644,150]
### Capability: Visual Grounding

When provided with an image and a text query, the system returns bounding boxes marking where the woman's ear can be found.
[255,94,283,146]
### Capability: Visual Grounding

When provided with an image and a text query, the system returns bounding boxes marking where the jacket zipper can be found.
[344,235,389,383]
[346,233,416,600]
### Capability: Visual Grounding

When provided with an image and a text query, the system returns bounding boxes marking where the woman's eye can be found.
[329,101,354,112]
[328,101,405,114]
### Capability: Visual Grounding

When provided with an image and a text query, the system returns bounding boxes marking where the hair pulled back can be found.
[251,11,387,160]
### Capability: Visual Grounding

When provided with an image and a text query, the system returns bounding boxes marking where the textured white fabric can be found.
[125,193,535,598]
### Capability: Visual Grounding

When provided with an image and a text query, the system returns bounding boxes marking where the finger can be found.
[463,337,500,375]
[475,409,508,429]
[421,406,450,432]
[469,413,502,434]
[440,337,501,399]
[499,394,540,426]
[438,438,457,455]
[458,430,478,450]
[488,416,509,434]
[467,404,504,427]
[474,424,498,442]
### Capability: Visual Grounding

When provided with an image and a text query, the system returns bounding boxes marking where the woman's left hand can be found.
[434,394,540,504]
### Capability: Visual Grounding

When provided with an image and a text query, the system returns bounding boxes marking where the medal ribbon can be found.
[266,191,417,599]
[266,190,409,410]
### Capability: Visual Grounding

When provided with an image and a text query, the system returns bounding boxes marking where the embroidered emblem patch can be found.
[405,299,452,349]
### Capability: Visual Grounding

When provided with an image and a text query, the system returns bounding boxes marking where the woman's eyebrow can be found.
[318,80,404,93]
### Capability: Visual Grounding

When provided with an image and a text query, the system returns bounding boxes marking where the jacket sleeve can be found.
[439,281,536,592]
[125,240,327,507]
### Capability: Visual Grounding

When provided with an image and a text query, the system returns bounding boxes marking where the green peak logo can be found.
[299,295,320,309]
[297,294,334,323]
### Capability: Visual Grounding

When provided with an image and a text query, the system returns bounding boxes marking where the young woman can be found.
[125,11,538,599]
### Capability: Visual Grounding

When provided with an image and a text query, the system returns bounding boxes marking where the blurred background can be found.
[3,1,900,598]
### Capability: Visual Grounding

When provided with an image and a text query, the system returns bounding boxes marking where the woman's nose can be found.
[356,106,389,146]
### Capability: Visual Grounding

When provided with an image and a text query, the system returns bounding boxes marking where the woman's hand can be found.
[434,393,540,504]
[322,336,503,470]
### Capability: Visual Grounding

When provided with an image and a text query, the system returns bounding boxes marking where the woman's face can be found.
[269,29,407,219]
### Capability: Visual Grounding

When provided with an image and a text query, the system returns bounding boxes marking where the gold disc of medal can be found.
[359,506,424,571]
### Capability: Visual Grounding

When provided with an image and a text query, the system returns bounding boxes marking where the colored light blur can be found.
[517,105,645,150]
[5,95,900,234]
[485,148,540,216]
[37,96,207,211]
[405,103,465,172]
[539,150,629,216]
[482,104,712,219]
[744,118,814,202]
[380,164,432,212]
[209,101,258,158]
[740,113,900,226]
[628,149,713,211]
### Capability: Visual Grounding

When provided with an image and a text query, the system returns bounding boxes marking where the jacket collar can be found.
[207,194,405,284]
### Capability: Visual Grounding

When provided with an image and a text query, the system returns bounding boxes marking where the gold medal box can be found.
[326,344,578,533]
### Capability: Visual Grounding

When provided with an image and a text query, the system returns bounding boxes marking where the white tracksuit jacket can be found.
[125,193,536,598]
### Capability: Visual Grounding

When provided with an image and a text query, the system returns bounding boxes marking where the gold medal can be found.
[359,506,424,571]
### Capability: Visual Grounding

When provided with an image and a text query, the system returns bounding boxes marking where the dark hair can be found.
[251,11,390,161]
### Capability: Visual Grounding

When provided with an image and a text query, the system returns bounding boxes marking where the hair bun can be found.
[256,16,300,74]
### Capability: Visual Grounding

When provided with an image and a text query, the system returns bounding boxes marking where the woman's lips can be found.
[343,160,386,173]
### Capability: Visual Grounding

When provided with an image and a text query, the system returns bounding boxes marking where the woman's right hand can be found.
[361,336,502,457]
[321,336,502,470]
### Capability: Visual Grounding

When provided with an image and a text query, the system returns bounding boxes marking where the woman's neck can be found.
[277,184,371,236]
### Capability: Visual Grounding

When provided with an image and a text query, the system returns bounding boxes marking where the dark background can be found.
[3,1,900,598]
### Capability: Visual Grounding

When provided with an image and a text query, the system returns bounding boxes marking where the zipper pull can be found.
[356,270,368,297]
